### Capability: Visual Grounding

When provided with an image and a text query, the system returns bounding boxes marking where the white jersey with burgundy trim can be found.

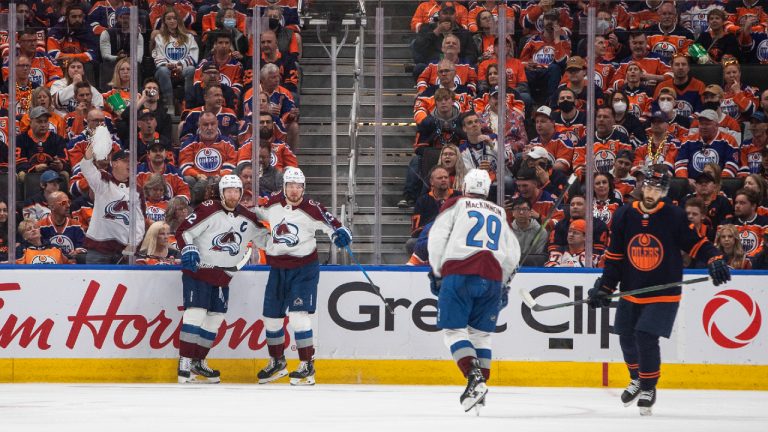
[176,200,269,286]
[428,196,520,283]
[253,193,344,269]
[80,157,146,255]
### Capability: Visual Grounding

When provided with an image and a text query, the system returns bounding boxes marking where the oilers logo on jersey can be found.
[146,205,166,222]
[104,199,130,225]
[739,230,759,255]
[676,100,694,118]
[594,149,616,173]
[49,235,75,254]
[31,254,58,264]
[532,46,555,65]
[272,218,300,247]
[29,68,45,88]
[692,148,720,172]
[627,233,664,271]
[164,42,189,62]
[651,41,677,62]
[195,148,223,172]
[211,230,242,256]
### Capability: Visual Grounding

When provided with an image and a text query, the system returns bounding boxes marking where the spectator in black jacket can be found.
[115,79,172,143]
[18,107,69,181]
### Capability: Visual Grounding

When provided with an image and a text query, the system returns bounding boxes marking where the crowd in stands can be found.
[403,0,768,270]
[0,0,303,265]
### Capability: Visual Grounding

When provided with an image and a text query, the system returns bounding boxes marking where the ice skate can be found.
[637,389,656,416]
[177,357,192,384]
[621,379,641,406]
[460,365,488,413]
[289,359,316,386]
[190,359,221,384]
[258,356,288,384]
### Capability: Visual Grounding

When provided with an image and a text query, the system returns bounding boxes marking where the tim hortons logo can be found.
[702,290,762,349]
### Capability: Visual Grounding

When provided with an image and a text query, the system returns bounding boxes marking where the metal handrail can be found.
[345,7,365,260]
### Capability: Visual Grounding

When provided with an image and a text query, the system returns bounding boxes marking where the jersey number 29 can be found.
[466,210,501,251]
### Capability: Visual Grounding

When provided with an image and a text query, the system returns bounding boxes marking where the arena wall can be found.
[0,266,765,389]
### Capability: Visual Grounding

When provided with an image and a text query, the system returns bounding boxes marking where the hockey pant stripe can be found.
[294,329,313,349]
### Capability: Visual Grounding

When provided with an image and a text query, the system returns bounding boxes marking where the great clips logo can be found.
[703,290,762,349]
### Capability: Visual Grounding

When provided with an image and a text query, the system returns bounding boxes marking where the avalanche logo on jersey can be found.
[739,230,759,255]
[651,41,677,63]
[628,233,664,271]
[532,46,555,65]
[104,199,130,225]
[195,148,223,172]
[211,230,242,256]
[594,149,616,173]
[164,42,189,62]
[757,40,768,63]
[692,148,720,173]
[31,254,58,264]
[49,235,74,254]
[272,218,300,247]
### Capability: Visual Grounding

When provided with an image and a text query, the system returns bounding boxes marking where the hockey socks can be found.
[266,327,286,359]
[295,329,314,361]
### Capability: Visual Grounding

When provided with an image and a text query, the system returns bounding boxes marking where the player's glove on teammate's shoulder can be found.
[181,245,200,272]
[428,271,441,297]
[332,227,352,248]
[707,256,731,286]
[587,276,614,309]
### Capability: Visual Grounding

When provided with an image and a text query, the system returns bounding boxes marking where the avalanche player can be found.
[427,169,521,412]
[254,167,352,386]
[588,165,730,415]
[176,175,269,383]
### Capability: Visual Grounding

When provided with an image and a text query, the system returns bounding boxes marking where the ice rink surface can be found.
[1,384,766,432]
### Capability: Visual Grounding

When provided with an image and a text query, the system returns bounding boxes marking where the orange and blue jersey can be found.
[675,132,741,179]
[413,84,474,124]
[417,60,478,94]
[645,24,696,65]
[653,77,706,119]
[520,34,571,66]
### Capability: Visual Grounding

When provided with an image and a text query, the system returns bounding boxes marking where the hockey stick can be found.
[198,246,253,272]
[520,276,710,312]
[344,245,394,313]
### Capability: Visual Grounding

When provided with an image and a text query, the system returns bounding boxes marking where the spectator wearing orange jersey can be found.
[627,0,663,30]
[179,112,238,202]
[520,10,571,100]
[237,112,298,172]
[411,1,469,33]
[18,87,67,139]
[612,61,654,119]
[610,150,637,203]
[528,106,574,173]
[137,221,179,265]
[137,139,190,203]
[193,33,245,100]
[521,0,573,37]
[614,32,671,87]
[467,0,517,33]
[15,219,70,265]
[721,57,759,122]
[417,34,477,94]
[414,59,474,125]
[724,189,768,258]
[726,0,768,34]
[2,29,63,88]
[46,4,99,83]
[412,5,477,69]
[645,2,696,65]
[476,35,531,107]
[148,0,196,30]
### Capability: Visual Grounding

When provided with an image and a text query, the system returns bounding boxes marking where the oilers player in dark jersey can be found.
[588,165,731,416]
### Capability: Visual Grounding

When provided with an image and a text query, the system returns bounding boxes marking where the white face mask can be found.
[659,100,674,113]
[613,101,627,114]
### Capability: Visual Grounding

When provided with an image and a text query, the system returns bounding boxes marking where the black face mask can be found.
[259,126,273,139]
[703,101,721,111]
[558,100,575,113]
[268,18,281,30]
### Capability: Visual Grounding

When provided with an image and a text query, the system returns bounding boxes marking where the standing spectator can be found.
[50,59,104,117]
[37,191,86,259]
[509,197,546,257]
[152,8,199,113]
[137,221,179,265]
[80,147,145,264]
[99,6,144,90]
[47,4,99,83]
[714,224,752,269]
[15,219,70,264]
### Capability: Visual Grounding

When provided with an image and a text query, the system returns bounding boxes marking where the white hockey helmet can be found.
[283,166,306,189]
[218,174,243,197]
[463,168,492,197]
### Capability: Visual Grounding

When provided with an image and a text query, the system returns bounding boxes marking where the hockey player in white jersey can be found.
[254,167,352,386]
[175,175,269,383]
[428,169,521,412]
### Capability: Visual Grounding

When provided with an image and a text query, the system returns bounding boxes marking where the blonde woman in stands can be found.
[137,221,179,265]
[438,144,466,192]
[714,224,751,270]
[19,87,66,137]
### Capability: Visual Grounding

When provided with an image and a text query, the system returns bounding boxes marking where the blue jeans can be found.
[155,64,196,103]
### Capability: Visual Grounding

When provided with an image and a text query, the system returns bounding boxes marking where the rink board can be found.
[0,266,766,389]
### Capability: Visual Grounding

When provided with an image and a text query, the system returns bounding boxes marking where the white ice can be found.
[1,384,766,432]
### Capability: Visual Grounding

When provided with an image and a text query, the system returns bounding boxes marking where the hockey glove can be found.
[428,271,442,297]
[332,227,352,248]
[500,285,510,310]
[587,277,613,309]
[707,256,731,286]
[181,245,201,272]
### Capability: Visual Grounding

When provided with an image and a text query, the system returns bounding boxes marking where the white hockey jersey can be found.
[80,157,145,255]
[176,200,269,286]
[253,193,343,269]
[428,196,520,282]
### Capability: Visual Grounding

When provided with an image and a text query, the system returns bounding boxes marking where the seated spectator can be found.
[15,219,70,264]
[250,0,303,33]
[99,6,144,90]
[573,105,632,180]
[116,79,173,143]
[256,141,284,197]
[615,31,670,87]
[476,35,530,106]
[551,88,587,144]
[102,57,142,118]
[137,139,190,202]
[550,56,603,111]
[520,10,571,101]
[51,60,104,118]
[612,62,654,123]
[739,111,768,175]
[715,224,752,269]
[680,0,726,38]
[512,145,569,199]
[725,189,768,258]
[237,111,298,172]
[187,62,238,119]
[152,7,199,113]
[521,0,573,37]
[468,1,518,34]
[239,90,288,146]
[134,109,174,164]
[70,185,94,230]
[406,222,432,266]
[143,173,171,223]
[412,5,476,68]
[721,57,759,122]
[545,219,598,267]
[193,32,244,100]
[611,149,636,202]
[22,170,62,221]
[739,16,768,64]
[252,63,300,150]
[635,111,679,175]
[684,196,714,242]
[458,112,513,196]
[164,196,190,250]
[546,194,610,259]
[592,172,623,227]
[66,108,123,173]
[645,2,695,65]
[508,166,563,229]
[0,55,39,118]
[47,4,99,84]
[406,165,461,254]
[675,110,740,181]
[137,221,179,265]
[3,28,63,88]
[437,144,466,191]
[509,197,546,257]
[477,85,527,153]
[653,86,692,140]
[179,112,237,203]
[64,82,114,141]
[680,165,734,230]
[591,35,619,91]
[37,191,86,259]
[609,91,647,148]
[201,0,247,37]
[89,1,132,35]
[743,173,768,215]
[528,106,574,173]
[695,9,739,64]
[19,87,67,138]
[472,9,497,65]
[750,228,768,269]
[414,59,474,124]
[0,200,8,262]
[17,107,69,183]
[411,1,469,33]
[205,7,249,58]
[653,54,705,119]
[178,85,239,142]
[688,84,742,144]
[417,34,477,94]
[148,0,196,31]
[259,30,299,96]
[263,5,302,59]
